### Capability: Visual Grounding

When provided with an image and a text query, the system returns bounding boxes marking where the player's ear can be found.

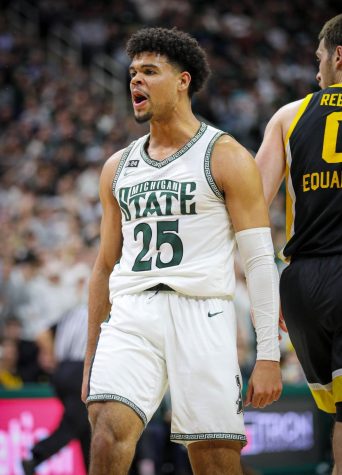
[335,45,342,67]
[178,71,191,92]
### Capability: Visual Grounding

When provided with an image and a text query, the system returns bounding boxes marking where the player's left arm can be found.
[212,136,282,409]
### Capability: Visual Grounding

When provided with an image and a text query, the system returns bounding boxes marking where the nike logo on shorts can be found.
[208,311,223,318]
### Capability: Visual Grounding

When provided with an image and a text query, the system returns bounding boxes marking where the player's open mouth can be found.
[132,91,148,108]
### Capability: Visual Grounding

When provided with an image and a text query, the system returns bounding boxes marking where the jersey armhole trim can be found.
[204,131,226,200]
[111,141,136,195]
[284,94,313,146]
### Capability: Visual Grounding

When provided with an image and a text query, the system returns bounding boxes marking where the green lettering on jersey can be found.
[160,191,179,215]
[129,194,145,219]
[180,182,197,215]
[118,188,131,221]
[142,192,163,217]
[118,180,197,220]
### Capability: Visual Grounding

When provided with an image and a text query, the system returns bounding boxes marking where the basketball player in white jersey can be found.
[82,27,282,475]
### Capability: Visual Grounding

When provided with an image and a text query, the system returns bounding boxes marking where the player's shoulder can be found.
[101,137,142,176]
[210,133,257,185]
[213,133,253,164]
[273,98,306,124]
[102,148,126,177]
[261,97,310,141]
[210,133,263,196]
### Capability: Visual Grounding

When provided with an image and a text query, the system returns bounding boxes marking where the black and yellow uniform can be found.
[280,84,342,414]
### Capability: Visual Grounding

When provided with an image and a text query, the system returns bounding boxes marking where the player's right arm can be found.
[255,99,303,206]
[82,150,124,403]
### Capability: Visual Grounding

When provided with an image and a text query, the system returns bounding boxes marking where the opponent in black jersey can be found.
[283,85,342,259]
[256,13,342,475]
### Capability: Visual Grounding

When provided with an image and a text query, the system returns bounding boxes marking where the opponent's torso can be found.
[109,122,236,299]
[283,85,342,259]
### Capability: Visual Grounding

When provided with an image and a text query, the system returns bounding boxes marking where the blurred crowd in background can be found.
[0,0,338,473]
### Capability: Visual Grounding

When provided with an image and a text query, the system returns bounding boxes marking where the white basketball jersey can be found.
[109,122,236,299]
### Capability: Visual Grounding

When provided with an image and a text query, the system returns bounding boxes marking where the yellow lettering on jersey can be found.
[303,174,310,192]
[329,94,338,106]
[320,172,330,188]
[320,93,342,106]
[320,94,330,105]
[331,170,340,188]
[322,112,342,163]
[311,173,319,190]
[302,171,342,191]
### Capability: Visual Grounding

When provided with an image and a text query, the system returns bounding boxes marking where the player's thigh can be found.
[87,293,168,426]
[88,400,144,444]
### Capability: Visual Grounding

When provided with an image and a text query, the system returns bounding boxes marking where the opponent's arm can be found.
[82,151,124,403]
[212,137,282,409]
[255,99,303,206]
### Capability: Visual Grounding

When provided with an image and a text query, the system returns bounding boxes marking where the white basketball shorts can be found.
[87,290,247,447]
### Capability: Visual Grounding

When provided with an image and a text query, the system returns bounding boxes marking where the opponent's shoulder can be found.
[270,98,304,126]
[276,98,305,117]
[271,98,311,136]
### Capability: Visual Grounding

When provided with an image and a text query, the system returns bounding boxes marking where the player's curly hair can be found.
[126,27,210,97]
[319,14,342,56]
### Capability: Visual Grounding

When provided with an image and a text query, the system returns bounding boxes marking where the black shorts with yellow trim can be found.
[280,255,342,414]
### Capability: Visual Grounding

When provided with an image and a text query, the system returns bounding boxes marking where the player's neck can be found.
[148,110,201,150]
[333,71,342,85]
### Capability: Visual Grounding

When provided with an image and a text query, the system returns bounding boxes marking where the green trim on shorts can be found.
[86,393,147,425]
[171,432,247,444]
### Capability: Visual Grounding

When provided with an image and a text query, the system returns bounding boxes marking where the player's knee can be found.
[89,403,139,453]
[336,402,342,423]
[90,419,136,461]
[91,427,115,456]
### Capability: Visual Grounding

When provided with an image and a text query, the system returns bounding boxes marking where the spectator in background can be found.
[0,336,22,389]
[0,316,44,383]
[21,263,91,475]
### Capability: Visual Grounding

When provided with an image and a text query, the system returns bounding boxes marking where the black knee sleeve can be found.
[336,402,342,422]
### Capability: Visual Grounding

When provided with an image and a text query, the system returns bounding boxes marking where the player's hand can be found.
[278,307,288,340]
[244,360,282,408]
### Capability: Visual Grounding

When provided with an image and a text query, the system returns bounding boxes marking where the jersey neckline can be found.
[140,122,208,168]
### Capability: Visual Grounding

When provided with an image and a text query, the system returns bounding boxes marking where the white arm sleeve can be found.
[235,227,280,362]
